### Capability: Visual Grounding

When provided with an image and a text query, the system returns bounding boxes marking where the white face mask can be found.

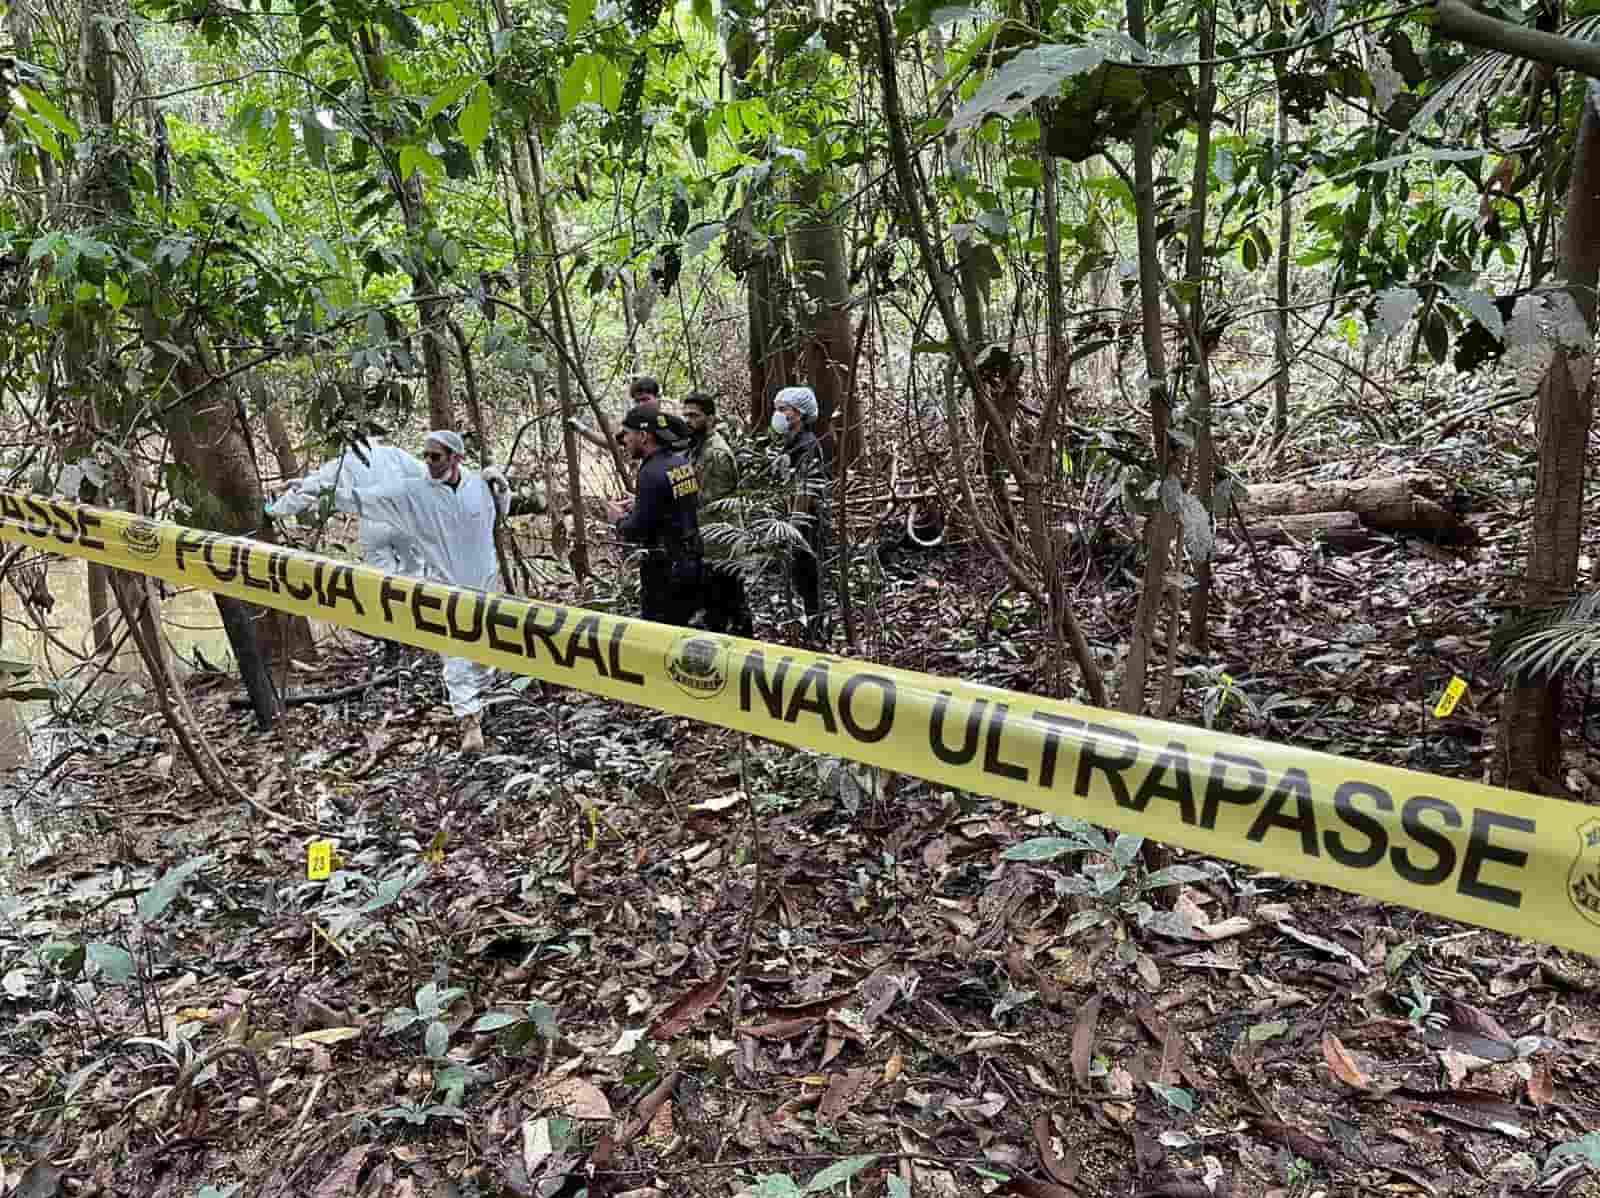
[770,411,789,435]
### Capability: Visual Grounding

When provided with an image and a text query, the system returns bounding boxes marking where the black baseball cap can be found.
[619,403,689,447]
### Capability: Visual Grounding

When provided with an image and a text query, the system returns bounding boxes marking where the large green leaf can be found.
[950,45,1105,130]
[460,83,493,150]
[560,55,593,115]
[568,0,595,40]
[18,85,80,139]
[138,855,213,921]
[424,77,477,122]
[301,112,326,168]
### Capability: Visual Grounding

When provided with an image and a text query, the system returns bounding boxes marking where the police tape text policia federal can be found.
[607,404,705,628]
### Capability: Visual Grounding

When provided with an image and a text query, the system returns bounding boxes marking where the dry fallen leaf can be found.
[649,974,726,1042]
[1321,1031,1370,1091]
[1527,1062,1555,1107]
[1070,993,1102,1087]
[883,1051,904,1084]
[279,1026,364,1050]
[645,1098,674,1142]
[543,1077,612,1120]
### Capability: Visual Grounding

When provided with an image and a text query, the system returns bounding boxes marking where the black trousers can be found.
[701,560,752,637]
[791,520,823,620]
[640,555,702,628]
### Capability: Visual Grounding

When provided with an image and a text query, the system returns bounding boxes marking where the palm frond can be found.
[1498,588,1600,678]
[1410,15,1600,139]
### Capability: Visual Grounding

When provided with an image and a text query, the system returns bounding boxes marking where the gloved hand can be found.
[481,465,509,492]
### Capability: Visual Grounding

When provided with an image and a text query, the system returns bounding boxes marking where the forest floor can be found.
[4,395,1600,1198]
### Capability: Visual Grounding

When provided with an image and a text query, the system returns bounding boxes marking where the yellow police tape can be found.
[4,488,1599,957]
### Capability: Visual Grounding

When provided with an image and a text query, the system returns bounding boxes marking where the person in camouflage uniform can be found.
[683,394,752,637]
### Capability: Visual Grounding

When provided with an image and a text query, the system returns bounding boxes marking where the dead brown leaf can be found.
[817,1068,874,1124]
[1446,1000,1511,1043]
[1321,1031,1370,1090]
[1070,993,1102,1087]
[310,1143,372,1198]
[1528,1061,1555,1107]
[1000,1179,1077,1198]
[544,1077,612,1120]
[649,973,726,1041]
[646,1097,674,1141]
[1033,1113,1080,1188]
[741,1016,820,1039]
[1254,1119,1340,1167]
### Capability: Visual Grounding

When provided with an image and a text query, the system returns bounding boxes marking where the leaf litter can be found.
[3,426,1600,1196]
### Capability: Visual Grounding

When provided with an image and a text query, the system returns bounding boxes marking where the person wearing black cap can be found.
[629,376,661,403]
[606,405,704,626]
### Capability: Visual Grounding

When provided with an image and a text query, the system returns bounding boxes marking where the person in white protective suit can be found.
[266,439,429,578]
[331,430,512,754]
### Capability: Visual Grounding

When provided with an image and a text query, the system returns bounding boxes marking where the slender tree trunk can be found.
[87,564,115,656]
[1185,4,1217,651]
[1272,0,1292,445]
[1497,89,1600,792]
[355,28,454,430]
[261,387,302,481]
[527,131,591,583]
[1117,0,1177,714]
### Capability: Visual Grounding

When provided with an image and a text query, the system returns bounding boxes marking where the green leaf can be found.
[1001,836,1089,861]
[251,191,283,232]
[567,0,595,40]
[1148,1082,1194,1112]
[805,1155,877,1192]
[459,83,493,151]
[138,855,212,920]
[275,108,293,158]
[473,1011,524,1032]
[424,76,477,122]
[951,45,1105,130]
[597,59,623,112]
[398,145,443,181]
[87,941,135,982]
[13,109,63,162]
[425,1020,450,1058]
[310,235,340,272]
[692,0,714,33]
[559,55,593,116]
[689,114,708,159]
[18,85,80,139]
[361,865,427,914]
[886,1179,911,1198]
[752,1177,803,1198]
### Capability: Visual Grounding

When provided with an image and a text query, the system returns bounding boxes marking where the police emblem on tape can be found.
[121,519,161,560]
[1568,818,1600,928]
[666,632,727,699]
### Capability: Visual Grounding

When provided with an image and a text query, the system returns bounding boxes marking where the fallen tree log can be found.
[1238,472,1475,544]
[1239,511,1379,552]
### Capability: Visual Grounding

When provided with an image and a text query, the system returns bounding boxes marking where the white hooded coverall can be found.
[267,443,428,578]
[335,472,509,717]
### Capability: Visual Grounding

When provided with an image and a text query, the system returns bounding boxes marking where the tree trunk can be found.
[87,563,115,656]
[1116,0,1177,716]
[728,15,797,431]
[1185,3,1217,652]
[1272,0,1293,447]
[787,173,853,452]
[526,130,591,583]
[262,390,301,481]
[1497,89,1600,792]
[355,27,454,430]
